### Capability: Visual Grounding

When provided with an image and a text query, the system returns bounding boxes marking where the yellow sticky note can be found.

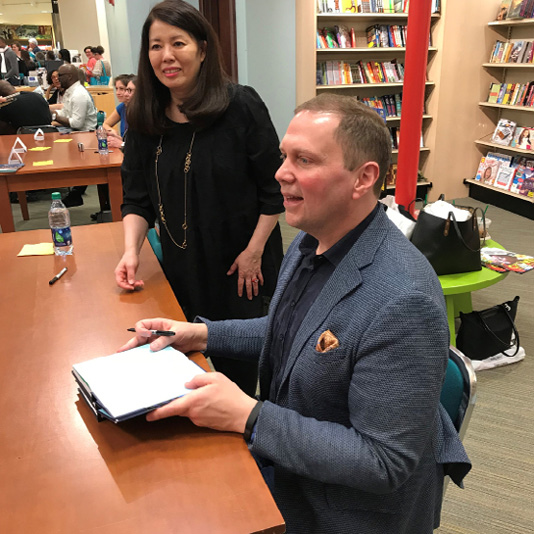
[33,160,54,167]
[18,243,55,256]
[54,138,73,143]
[29,147,52,152]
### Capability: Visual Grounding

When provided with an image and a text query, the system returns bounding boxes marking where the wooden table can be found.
[0,223,285,534]
[0,131,123,233]
[439,240,508,346]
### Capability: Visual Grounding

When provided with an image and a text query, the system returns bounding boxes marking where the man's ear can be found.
[352,161,380,200]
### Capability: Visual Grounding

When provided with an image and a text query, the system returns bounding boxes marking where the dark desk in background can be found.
[0,223,285,534]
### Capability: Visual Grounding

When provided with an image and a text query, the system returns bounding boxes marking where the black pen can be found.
[127,328,176,337]
[49,267,67,285]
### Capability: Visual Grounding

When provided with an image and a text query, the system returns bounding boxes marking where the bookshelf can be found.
[296,5,440,197]
[471,17,534,219]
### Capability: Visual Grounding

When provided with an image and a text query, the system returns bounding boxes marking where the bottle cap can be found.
[51,192,61,200]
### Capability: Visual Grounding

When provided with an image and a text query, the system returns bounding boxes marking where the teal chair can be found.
[440,345,477,494]
[147,227,163,264]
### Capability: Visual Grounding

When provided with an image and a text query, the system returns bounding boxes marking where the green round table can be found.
[439,240,508,346]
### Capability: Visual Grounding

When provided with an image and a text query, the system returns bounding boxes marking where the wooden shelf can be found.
[317,81,435,90]
[384,180,433,190]
[391,147,430,155]
[317,13,440,23]
[316,47,437,54]
[482,62,534,68]
[479,102,534,112]
[464,179,534,220]
[386,114,432,123]
[475,139,534,154]
[465,178,533,201]
[488,19,534,27]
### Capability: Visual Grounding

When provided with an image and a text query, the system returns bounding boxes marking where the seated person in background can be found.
[123,94,472,534]
[34,51,46,68]
[103,73,133,137]
[20,50,35,73]
[105,76,136,149]
[0,37,20,86]
[59,49,71,64]
[46,50,56,61]
[45,70,64,105]
[52,64,97,131]
[27,38,42,58]
[89,46,111,84]
[52,64,98,207]
[0,80,52,134]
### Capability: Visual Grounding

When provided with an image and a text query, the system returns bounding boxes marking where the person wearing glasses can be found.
[103,74,136,138]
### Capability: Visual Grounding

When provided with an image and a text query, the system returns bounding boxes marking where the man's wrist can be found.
[243,401,263,442]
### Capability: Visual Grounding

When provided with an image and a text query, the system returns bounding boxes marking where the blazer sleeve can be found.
[250,291,451,494]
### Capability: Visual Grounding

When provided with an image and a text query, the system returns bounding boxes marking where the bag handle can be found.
[475,303,520,357]
[445,207,485,252]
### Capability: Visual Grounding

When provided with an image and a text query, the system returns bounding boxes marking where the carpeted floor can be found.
[4,189,534,532]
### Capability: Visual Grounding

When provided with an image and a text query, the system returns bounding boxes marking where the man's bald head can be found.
[58,64,80,90]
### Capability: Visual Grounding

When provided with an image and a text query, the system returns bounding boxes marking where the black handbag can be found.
[411,204,484,276]
[456,296,520,360]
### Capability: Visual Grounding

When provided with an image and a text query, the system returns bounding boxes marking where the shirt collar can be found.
[299,203,380,267]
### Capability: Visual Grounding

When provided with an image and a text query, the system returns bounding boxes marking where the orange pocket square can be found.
[315,329,340,353]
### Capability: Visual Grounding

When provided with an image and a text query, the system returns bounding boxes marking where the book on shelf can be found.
[475,152,512,185]
[481,247,534,274]
[506,0,528,19]
[488,83,501,103]
[496,0,512,20]
[385,163,397,186]
[491,118,517,146]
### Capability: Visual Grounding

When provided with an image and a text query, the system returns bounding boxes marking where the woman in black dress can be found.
[116,0,284,396]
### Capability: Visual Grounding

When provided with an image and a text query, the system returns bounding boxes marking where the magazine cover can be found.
[518,166,534,197]
[478,152,512,185]
[494,165,516,190]
[491,118,517,146]
[481,247,534,273]
[510,165,526,193]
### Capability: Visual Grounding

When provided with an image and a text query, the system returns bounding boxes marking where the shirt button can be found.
[290,301,295,307]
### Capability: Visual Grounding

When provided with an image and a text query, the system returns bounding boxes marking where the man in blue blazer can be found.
[123,94,471,533]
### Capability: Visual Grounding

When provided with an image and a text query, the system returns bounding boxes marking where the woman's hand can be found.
[227,248,263,300]
[114,250,144,290]
[118,318,208,354]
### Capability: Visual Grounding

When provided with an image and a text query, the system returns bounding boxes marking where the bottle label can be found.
[51,227,72,248]
[98,138,108,151]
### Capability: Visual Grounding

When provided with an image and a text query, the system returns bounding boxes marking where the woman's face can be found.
[12,44,20,53]
[148,19,206,101]
[124,80,136,105]
[115,81,127,103]
[51,71,61,89]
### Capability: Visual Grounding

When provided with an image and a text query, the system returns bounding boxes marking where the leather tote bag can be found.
[456,296,520,360]
[411,204,484,276]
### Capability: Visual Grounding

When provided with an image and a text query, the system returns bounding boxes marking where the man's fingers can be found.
[146,396,190,421]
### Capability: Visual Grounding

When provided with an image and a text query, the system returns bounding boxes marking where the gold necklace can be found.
[154,132,196,250]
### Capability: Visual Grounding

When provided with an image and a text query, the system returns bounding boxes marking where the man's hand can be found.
[118,318,208,354]
[146,372,258,434]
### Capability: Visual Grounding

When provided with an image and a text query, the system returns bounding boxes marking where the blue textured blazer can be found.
[204,207,471,534]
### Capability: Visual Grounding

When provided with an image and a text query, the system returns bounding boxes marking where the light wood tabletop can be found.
[0,131,123,233]
[0,222,285,534]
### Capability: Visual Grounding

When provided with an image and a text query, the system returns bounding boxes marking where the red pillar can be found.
[395,0,433,215]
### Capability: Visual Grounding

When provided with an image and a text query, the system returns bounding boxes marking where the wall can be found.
[236,0,296,140]
[57,0,100,55]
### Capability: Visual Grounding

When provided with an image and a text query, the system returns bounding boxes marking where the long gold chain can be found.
[154,132,196,250]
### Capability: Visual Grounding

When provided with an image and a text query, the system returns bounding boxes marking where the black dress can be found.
[121,85,284,394]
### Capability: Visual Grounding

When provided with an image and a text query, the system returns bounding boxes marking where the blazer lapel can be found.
[273,209,391,399]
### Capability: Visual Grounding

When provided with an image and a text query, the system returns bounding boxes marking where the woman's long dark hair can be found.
[128,0,229,134]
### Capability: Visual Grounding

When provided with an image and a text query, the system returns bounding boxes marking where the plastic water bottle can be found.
[97,125,109,155]
[49,192,73,256]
